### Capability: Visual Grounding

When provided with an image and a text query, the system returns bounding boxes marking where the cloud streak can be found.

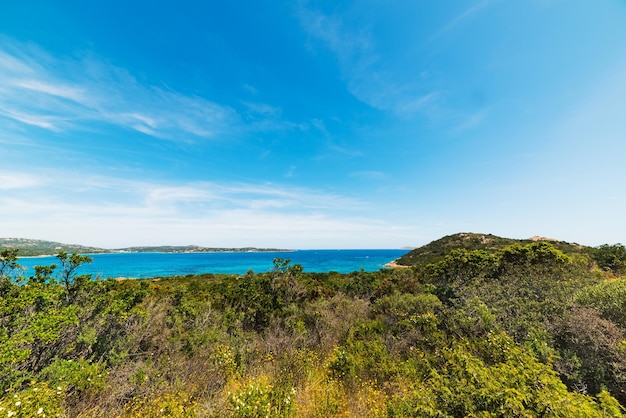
[297,4,439,115]
[431,0,496,40]
[0,169,409,248]
[0,172,43,190]
[0,170,364,218]
[0,39,239,141]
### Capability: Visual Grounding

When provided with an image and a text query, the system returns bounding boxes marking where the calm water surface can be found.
[19,249,409,279]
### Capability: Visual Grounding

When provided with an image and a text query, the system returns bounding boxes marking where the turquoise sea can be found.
[19,249,409,279]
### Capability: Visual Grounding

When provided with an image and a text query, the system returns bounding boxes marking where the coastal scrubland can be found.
[1,233,626,417]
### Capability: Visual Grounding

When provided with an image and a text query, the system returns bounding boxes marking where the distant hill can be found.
[0,238,108,257]
[117,245,290,253]
[395,232,587,266]
[0,238,290,257]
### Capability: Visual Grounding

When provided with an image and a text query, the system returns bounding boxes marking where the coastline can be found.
[384,259,411,269]
[17,249,294,258]
[17,249,409,277]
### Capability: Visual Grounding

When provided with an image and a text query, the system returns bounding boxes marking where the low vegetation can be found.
[1,233,626,417]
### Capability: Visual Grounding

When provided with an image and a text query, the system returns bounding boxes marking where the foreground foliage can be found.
[1,241,625,417]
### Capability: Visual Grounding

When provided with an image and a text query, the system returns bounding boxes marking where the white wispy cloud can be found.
[242,84,259,95]
[0,172,43,190]
[0,201,410,249]
[297,4,439,115]
[210,182,363,211]
[451,107,491,133]
[349,170,387,180]
[0,170,363,216]
[397,93,440,114]
[146,186,217,205]
[241,101,282,117]
[0,38,239,141]
[431,0,497,40]
[0,170,408,248]
[310,118,362,158]
[13,78,86,102]
[0,109,65,131]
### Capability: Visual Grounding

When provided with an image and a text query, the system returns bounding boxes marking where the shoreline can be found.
[17,250,294,259]
[384,259,411,269]
[16,250,409,277]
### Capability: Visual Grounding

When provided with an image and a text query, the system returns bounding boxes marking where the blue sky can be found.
[1,1,625,249]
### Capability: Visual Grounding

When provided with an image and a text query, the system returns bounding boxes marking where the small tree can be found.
[590,244,626,276]
[0,248,25,291]
[56,251,93,302]
[31,264,58,284]
[0,248,21,279]
[270,258,305,305]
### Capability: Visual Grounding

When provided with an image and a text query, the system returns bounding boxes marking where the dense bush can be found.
[1,244,625,416]
[588,244,626,276]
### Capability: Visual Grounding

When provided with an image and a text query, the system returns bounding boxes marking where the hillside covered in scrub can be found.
[394,232,589,266]
[0,238,109,257]
[1,234,626,416]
